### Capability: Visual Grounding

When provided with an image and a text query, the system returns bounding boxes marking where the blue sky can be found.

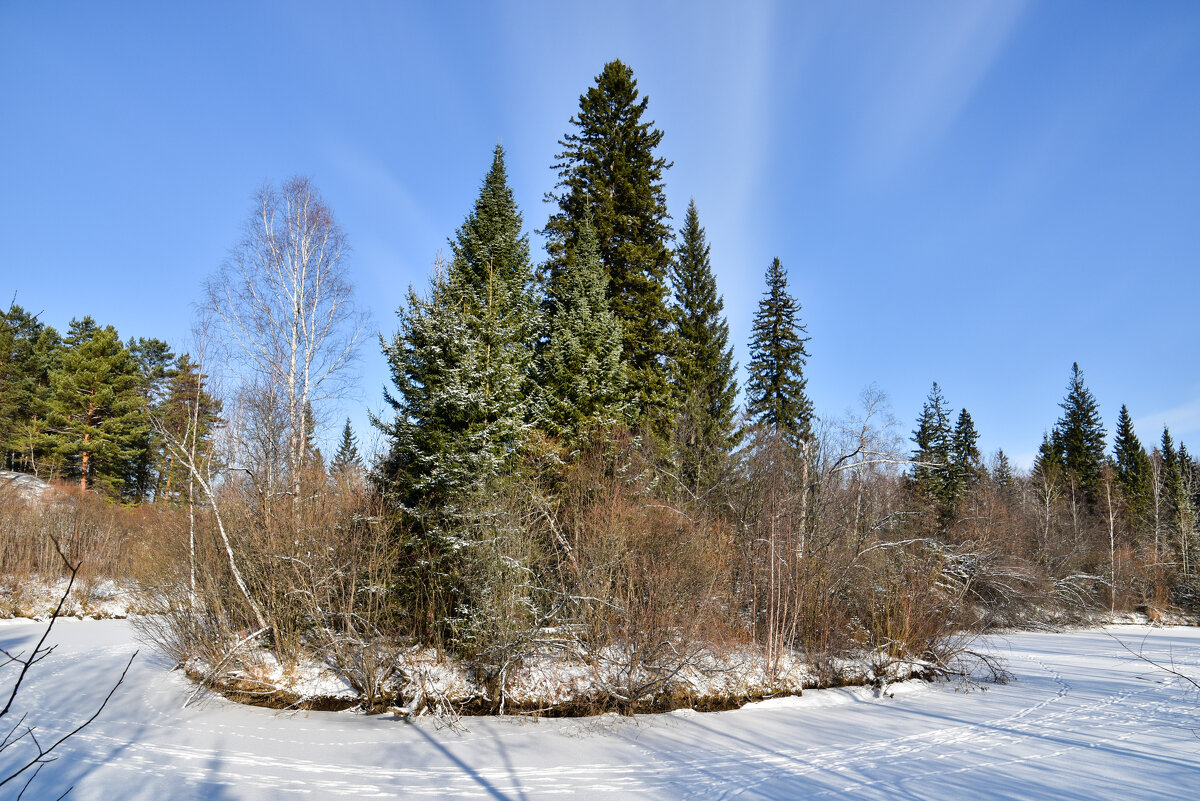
[2,0,1198,467]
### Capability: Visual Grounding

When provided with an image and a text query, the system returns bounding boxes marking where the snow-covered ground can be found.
[1,620,1197,800]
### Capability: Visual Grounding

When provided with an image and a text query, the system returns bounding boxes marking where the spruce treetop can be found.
[669,199,740,489]
[1052,362,1107,503]
[377,146,538,513]
[1033,431,1062,483]
[331,417,362,476]
[992,448,1015,489]
[1112,406,1152,523]
[452,145,531,298]
[950,407,982,497]
[746,257,813,445]
[911,382,953,512]
[544,59,673,430]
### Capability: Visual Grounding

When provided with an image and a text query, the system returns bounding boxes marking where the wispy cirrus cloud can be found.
[853,0,1029,182]
[1137,397,1200,444]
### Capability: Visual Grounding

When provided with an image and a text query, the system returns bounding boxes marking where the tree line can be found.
[0,307,221,501]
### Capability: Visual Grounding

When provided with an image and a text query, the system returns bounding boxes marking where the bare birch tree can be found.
[204,177,366,507]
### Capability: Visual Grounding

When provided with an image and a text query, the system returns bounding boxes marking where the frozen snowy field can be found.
[1,620,1197,800]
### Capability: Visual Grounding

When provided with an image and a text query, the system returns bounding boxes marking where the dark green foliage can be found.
[1160,428,1198,574]
[0,303,60,474]
[1033,432,1062,484]
[1113,404,1153,532]
[544,60,673,431]
[911,382,953,518]
[125,337,175,502]
[537,214,626,446]
[330,418,363,478]
[746,258,813,447]
[379,147,536,511]
[991,448,1015,492]
[377,147,540,642]
[377,145,537,517]
[1051,363,1107,504]
[45,317,146,495]
[1161,428,1178,495]
[668,199,739,493]
[1159,428,1180,552]
[949,408,982,500]
[0,303,203,498]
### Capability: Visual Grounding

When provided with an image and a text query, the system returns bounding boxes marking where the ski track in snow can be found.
[0,621,1197,800]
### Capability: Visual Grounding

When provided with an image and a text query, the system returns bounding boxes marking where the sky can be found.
[2,0,1198,467]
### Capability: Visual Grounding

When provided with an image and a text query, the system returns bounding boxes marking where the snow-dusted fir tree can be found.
[1160,428,1198,575]
[1052,362,1106,505]
[544,60,674,432]
[376,145,538,517]
[669,199,739,494]
[1113,404,1152,531]
[949,408,982,501]
[911,382,953,515]
[537,213,626,446]
[745,258,812,447]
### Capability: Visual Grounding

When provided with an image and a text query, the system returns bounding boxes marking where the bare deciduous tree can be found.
[204,177,366,507]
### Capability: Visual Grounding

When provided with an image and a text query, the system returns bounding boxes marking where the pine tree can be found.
[668,199,739,492]
[1113,404,1153,532]
[911,382,953,516]
[330,418,363,479]
[378,145,538,515]
[745,258,813,447]
[949,408,982,501]
[537,214,626,447]
[125,337,175,502]
[45,317,144,495]
[0,303,59,473]
[544,60,673,431]
[1052,362,1107,505]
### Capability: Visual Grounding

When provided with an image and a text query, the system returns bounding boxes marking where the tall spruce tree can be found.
[949,408,982,501]
[1160,428,1197,574]
[537,214,626,447]
[378,145,538,517]
[544,60,673,431]
[911,382,953,516]
[668,199,739,492]
[1113,404,1153,532]
[745,258,813,446]
[1052,362,1107,505]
